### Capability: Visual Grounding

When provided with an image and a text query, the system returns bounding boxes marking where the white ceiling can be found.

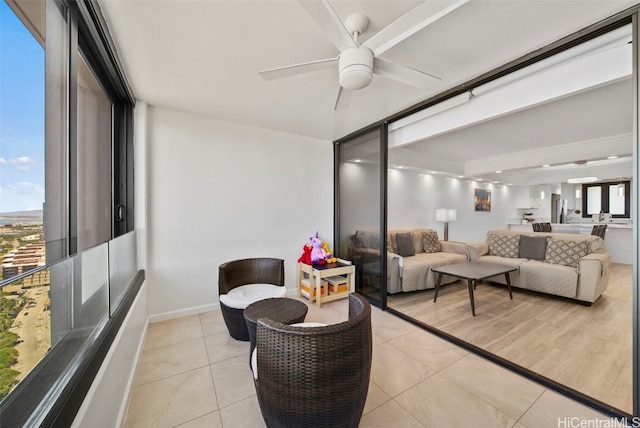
[98,0,638,183]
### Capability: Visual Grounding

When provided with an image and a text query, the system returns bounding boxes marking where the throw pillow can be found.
[387,233,397,254]
[488,233,520,258]
[422,231,442,253]
[545,239,589,268]
[352,232,366,248]
[396,232,415,257]
[519,235,547,260]
[365,232,380,249]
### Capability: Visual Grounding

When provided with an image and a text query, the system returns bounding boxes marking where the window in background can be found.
[586,185,602,215]
[583,180,631,218]
[609,184,625,215]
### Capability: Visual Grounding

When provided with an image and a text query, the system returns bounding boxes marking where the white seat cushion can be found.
[219,284,286,310]
[290,322,328,327]
[251,322,328,380]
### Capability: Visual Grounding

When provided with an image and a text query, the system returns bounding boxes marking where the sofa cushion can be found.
[520,260,578,298]
[488,233,520,258]
[422,231,442,253]
[478,255,528,269]
[219,284,287,309]
[545,239,589,268]
[396,233,415,257]
[401,252,466,291]
[519,235,547,260]
[409,229,431,254]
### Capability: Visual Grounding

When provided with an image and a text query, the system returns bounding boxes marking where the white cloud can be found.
[5,181,44,194]
[0,182,44,213]
[9,156,36,172]
[0,158,6,164]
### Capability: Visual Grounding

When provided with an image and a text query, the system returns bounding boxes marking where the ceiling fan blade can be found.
[334,86,353,111]
[374,57,440,89]
[299,0,357,52]
[259,57,338,81]
[364,0,470,56]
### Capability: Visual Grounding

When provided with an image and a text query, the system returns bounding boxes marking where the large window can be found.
[0,0,45,281]
[0,0,136,424]
[583,180,631,218]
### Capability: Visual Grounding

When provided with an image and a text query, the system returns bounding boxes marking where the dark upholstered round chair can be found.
[218,258,285,341]
[253,293,372,428]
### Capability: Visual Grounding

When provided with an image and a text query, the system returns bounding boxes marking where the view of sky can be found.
[0,0,44,214]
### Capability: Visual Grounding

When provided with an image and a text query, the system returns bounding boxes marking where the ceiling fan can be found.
[259,0,469,110]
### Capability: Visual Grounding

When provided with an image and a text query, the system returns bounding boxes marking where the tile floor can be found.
[123,297,618,428]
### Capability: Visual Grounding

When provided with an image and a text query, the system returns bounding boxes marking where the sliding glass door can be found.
[336,126,387,308]
[335,7,640,420]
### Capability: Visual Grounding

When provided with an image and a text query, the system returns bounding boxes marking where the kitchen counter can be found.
[564,222,632,229]
[507,222,632,229]
[507,222,632,264]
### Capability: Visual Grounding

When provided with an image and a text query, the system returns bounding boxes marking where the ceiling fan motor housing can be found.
[339,47,374,90]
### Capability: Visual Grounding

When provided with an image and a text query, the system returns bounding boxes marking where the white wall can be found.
[146,107,333,318]
[388,169,518,242]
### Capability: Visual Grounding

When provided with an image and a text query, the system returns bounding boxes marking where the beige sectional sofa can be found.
[467,230,611,304]
[349,228,468,294]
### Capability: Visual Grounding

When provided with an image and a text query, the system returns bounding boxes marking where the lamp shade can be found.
[436,208,457,222]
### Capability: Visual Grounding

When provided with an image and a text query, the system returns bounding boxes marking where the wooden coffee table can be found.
[432,261,517,316]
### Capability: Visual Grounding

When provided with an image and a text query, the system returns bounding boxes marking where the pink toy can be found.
[309,232,330,265]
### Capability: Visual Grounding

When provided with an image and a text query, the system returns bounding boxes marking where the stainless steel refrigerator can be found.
[551,194,567,224]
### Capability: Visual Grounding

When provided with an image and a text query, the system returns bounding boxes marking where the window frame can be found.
[0,0,138,425]
[582,180,631,218]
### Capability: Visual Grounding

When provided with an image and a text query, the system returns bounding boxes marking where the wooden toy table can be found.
[297,259,355,307]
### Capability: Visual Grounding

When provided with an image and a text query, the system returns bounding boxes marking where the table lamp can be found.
[436,208,457,241]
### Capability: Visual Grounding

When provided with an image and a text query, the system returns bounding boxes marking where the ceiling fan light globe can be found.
[339,47,374,90]
[340,66,373,90]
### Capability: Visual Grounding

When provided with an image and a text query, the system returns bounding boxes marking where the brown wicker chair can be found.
[218,258,285,341]
[253,293,372,428]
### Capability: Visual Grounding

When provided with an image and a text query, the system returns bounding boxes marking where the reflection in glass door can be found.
[336,127,386,308]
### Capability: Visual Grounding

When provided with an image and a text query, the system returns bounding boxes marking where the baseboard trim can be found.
[149,303,220,323]
[148,287,298,323]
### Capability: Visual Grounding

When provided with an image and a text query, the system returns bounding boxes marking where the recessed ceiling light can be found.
[458,175,464,178]
[607,155,618,159]
[567,177,598,184]
[542,164,550,168]
[354,159,362,163]
[495,170,502,174]
[397,166,404,169]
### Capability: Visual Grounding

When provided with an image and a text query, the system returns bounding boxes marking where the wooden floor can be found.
[387,263,633,414]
